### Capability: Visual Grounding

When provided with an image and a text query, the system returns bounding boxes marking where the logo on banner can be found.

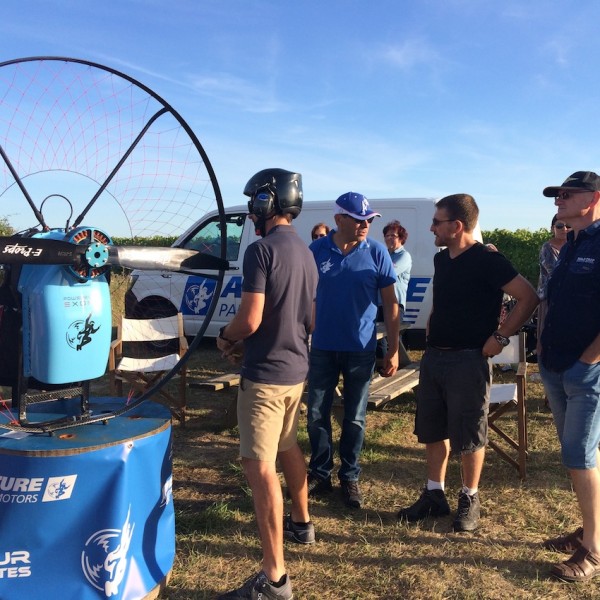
[0,550,31,578]
[81,506,135,597]
[160,475,173,507]
[43,475,78,502]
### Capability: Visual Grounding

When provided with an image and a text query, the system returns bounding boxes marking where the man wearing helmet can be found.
[216,169,318,600]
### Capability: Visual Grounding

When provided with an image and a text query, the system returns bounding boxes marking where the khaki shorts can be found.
[237,377,306,462]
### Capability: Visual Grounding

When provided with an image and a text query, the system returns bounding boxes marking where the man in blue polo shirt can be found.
[306,192,400,508]
[539,171,600,583]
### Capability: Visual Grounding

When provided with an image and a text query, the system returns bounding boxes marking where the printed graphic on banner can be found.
[161,474,173,508]
[81,506,135,598]
[0,473,77,504]
[43,475,78,502]
[0,550,31,579]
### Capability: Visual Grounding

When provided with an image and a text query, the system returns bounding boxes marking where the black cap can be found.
[543,171,600,197]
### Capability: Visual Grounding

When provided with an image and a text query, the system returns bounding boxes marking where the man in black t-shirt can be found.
[397,193,538,532]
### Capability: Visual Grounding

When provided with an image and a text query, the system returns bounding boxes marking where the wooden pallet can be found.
[366,363,420,409]
[189,373,240,391]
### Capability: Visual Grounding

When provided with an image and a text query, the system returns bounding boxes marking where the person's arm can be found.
[580,332,600,365]
[380,284,399,377]
[216,291,265,355]
[482,274,539,357]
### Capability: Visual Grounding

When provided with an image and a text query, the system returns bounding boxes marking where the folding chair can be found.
[488,331,528,479]
[108,313,188,425]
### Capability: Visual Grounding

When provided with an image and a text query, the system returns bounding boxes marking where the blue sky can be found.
[1,0,600,232]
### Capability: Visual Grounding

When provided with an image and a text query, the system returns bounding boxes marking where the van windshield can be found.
[181,213,246,262]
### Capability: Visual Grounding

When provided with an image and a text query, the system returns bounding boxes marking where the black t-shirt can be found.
[241,225,318,385]
[427,243,518,349]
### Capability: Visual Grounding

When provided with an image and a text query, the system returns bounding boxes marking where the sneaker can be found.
[217,571,293,600]
[283,514,315,544]
[452,490,480,532]
[341,479,363,508]
[397,487,450,523]
[307,473,333,497]
[543,526,584,554]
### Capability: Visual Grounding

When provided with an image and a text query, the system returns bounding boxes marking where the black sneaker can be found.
[397,487,450,522]
[341,479,363,508]
[283,514,315,544]
[307,473,333,497]
[217,571,293,600]
[452,490,480,532]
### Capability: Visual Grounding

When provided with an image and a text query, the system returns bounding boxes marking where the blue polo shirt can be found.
[542,219,600,372]
[310,232,396,352]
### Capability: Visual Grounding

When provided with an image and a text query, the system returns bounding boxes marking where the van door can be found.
[173,212,247,337]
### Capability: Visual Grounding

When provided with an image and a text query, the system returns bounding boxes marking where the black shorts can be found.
[415,347,491,454]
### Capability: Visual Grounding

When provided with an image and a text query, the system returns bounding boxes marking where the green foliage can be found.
[482,228,549,286]
[0,216,14,236]
[112,235,177,247]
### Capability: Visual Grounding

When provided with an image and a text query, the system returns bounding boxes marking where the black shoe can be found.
[341,479,363,508]
[452,490,480,532]
[397,487,450,523]
[283,514,315,544]
[217,571,293,599]
[307,473,333,497]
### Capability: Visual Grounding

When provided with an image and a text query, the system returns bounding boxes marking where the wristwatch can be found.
[492,331,510,347]
[218,326,235,343]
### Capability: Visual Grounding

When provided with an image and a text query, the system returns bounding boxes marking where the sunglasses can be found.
[555,191,591,200]
[312,233,327,240]
[554,223,572,230]
[341,214,375,225]
[431,218,455,226]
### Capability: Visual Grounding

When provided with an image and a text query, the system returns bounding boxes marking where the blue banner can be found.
[0,399,175,600]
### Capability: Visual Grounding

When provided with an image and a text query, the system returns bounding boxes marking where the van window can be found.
[181,213,246,262]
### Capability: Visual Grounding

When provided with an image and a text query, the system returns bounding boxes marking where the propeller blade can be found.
[0,236,83,265]
[106,246,229,272]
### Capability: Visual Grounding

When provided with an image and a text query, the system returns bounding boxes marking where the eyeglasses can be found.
[384,233,399,238]
[554,223,572,230]
[431,218,455,226]
[341,214,375,225]
[555,191,591,200]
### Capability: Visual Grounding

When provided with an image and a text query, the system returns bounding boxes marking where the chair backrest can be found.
[119,314,183,343]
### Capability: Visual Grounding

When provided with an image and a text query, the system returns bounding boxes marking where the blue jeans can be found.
[540,360,600,469]
[307,349,375,482]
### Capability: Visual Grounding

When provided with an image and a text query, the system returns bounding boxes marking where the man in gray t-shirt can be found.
[216,169,318,600]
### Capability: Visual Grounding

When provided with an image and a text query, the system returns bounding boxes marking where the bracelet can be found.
[492,330,510,347]
[218,326,235,344]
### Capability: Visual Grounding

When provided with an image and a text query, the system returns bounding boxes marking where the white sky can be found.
[1,0,599,232]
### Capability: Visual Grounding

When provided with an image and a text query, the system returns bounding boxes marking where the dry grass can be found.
[149,342,600,600]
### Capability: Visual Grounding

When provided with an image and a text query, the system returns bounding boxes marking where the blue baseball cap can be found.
[335,192,381,220]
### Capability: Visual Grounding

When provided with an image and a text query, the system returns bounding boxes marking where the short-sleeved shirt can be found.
[390,246,412,308]
[427,243,518,349]
[310,232,396,352]
[241,225,318,385]
[541,220,600,372]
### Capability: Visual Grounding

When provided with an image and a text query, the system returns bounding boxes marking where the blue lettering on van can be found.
[180,276,243,316]
[406,278,431,303]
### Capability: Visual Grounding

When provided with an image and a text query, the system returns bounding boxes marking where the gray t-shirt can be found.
[241,225,318,385]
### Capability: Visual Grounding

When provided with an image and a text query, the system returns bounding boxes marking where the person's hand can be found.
[380,350,399,377]
[482,335,503,358]
[222,341,244,364]
[216,335,232,353]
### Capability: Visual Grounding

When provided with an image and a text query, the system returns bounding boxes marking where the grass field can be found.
[150,341,600,600]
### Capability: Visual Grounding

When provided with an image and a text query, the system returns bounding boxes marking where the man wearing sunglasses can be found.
[306,191,400,509]
[539,171,600,583]
[398,193,538,532]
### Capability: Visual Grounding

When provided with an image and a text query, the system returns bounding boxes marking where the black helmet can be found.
[243,168,303,219]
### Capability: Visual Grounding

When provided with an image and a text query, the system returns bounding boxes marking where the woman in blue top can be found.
[383,220,412,319]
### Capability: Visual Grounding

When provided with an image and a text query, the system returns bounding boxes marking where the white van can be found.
[124,198,440,349]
